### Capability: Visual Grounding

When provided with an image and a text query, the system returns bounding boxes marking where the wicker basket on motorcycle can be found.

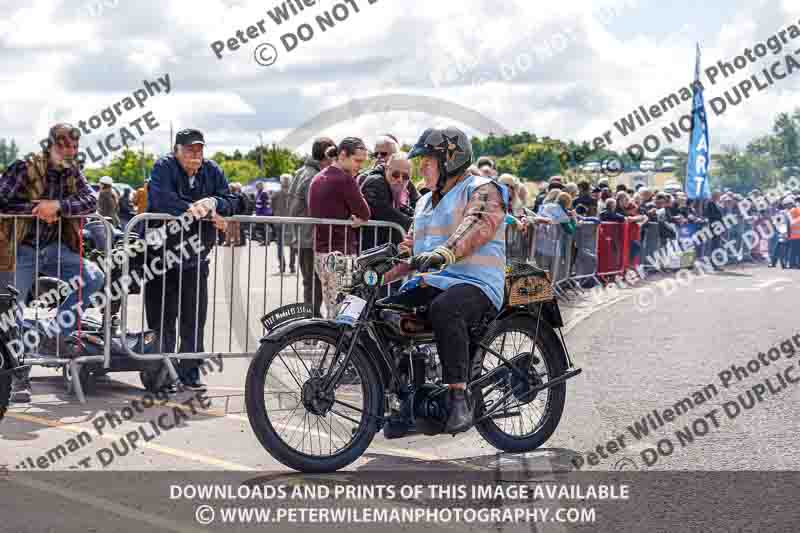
[504,260,554,306]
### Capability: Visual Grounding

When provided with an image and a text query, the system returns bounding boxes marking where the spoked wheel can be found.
[470,316,567,452]
[245,325,382,473]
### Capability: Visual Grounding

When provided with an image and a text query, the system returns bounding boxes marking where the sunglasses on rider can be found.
[374,151,390,159]
[391,171,410,181]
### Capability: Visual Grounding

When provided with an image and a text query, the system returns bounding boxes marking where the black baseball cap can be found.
[175,129,205,146]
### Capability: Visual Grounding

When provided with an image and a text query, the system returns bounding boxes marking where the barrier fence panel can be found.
[118,215,407,381]
[596,222,626,279]
[551,224,575,294]
[506,224,534,263]
[571,222,599,280]
[640,222,662,272]
[531,222,556,272]
[0,214,114,403]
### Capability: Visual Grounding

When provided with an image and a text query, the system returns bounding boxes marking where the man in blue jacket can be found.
[145,129,237,391]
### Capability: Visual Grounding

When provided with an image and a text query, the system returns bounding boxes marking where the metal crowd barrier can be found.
[117,214,407,392]
[0,214,114,404]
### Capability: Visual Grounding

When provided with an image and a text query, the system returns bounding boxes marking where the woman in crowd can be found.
[308,137,371,317]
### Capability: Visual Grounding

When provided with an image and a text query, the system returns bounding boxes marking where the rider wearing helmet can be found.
[384,126,509,434]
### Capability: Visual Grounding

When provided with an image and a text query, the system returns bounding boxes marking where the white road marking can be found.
[756,278,791,289]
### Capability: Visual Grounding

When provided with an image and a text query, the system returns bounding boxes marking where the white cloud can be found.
[1,0,799,166]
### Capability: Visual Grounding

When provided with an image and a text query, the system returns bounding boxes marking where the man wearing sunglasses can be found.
[359,152,416,251]
[0,123,105,403]
[371,135,398,166]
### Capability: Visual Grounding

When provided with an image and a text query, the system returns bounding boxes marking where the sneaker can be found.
[11,379,31,403]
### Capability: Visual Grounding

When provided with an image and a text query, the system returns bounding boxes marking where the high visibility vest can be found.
[790,207,800,240]
[401,175,508,310]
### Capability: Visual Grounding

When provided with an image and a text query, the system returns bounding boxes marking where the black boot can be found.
[444,388,473,434]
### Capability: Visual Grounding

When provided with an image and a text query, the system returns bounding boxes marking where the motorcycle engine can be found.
[412,383,449,435]
[395,344,442,387]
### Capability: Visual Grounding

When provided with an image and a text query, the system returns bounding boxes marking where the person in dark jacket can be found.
[145,129,237,391]
[97,175,120,227]
[358,152,414,251]
[270,174,296,274]
[287,137,336,317]
[703,191,725,271]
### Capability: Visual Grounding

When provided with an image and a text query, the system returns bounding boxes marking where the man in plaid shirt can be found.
[0,123,104,403]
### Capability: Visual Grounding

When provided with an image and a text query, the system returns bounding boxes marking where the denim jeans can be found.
[11,243,105,384]
[13,243,105,336]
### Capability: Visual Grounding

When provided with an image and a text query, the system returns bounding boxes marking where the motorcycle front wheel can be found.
[245,324,382,473]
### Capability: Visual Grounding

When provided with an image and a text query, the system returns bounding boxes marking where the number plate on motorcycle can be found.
[334,295,367,326]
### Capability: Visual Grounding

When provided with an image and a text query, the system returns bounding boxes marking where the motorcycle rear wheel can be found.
[471,315,567,453]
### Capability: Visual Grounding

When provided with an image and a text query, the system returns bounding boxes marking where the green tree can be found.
[516,144,563,181]
[0,138,19,168]
[772,112,800,168]
[84,149,154,187]
[218,159,262,184]
[247,144,302,177]
[713,145,778,193]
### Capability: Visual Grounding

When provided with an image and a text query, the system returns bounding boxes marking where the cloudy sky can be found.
[1,0,799,165]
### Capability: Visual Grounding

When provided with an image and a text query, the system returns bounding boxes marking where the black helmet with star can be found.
[408,127,473,190]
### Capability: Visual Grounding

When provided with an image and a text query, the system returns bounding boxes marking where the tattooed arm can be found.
[432,183,506,265]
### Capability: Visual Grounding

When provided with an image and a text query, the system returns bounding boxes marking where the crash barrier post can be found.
[0,214,114,404]
[530,222,558,272]
[554,221,599,299]
[118,215,407,389]
[505,222,535,263]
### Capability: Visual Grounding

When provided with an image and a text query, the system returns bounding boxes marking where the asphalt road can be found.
[1,257,798,531]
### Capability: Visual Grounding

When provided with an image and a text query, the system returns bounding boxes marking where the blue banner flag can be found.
[686,43,711,200]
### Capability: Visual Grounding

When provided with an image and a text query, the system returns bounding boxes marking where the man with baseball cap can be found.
[0,122,105,402]
[145,128,237,392]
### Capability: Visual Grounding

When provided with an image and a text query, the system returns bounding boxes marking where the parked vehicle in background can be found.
[659,156,679,171]
[639,160,656,171]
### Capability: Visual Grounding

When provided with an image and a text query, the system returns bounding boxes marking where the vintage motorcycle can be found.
[245,243,582,473]
[245,244,581,473]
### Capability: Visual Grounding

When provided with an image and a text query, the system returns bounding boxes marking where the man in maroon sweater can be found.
[308,137,371,316]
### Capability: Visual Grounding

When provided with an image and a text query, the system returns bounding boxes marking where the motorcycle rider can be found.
[383,127,508,434]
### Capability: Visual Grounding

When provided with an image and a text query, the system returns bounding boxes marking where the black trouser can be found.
[385,284,493,384]
[708,235,724,268]
[144,263,209,383]
[771,240,788,267]
[299,248,322,317]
